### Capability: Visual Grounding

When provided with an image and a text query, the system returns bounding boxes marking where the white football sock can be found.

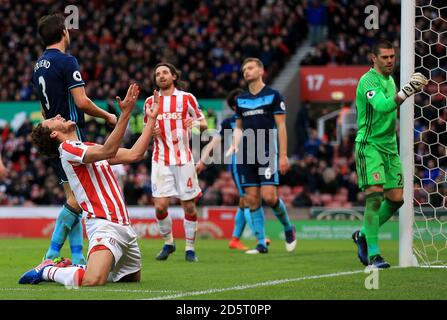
[43,266,84,287]
[184,219,197,251]
[157,215,174,244]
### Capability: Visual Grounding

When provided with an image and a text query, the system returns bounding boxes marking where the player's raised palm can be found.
[146,90,160,120]
[116,83,139,114]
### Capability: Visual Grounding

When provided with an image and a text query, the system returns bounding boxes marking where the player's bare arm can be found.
[70,86,118,127]
[184,116,208,132]
[196,117,209,132]
[109,90,160,165]
[274,114,289,175]
[83,83,139,163]
[196,135,222,174]
[226,118,243,156]
[0,156,7,180]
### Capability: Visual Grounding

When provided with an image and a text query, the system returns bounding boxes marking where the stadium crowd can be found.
[301,0,401,67]
[0,0,306,101]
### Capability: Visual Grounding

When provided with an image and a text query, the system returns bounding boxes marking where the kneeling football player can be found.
[19,84,158,286]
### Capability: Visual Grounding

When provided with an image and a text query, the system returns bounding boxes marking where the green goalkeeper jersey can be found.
[355,68,399,154]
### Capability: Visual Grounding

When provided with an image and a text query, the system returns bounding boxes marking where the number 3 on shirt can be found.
[38,76,50,110]
[187,177,193,189]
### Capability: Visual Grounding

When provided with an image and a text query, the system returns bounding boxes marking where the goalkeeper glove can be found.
[397,72,428,100]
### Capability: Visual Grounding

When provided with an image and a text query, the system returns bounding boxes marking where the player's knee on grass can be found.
[118,270,141,283]
[82,248,114,286]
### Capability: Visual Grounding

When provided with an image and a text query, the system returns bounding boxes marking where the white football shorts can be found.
[151,160,201,201]
[85,218,141,282]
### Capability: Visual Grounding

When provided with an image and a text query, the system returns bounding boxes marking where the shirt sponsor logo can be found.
[242,109,265,117]
[157,112,183,120]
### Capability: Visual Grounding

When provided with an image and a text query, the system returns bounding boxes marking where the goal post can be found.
[401,0,447,267]
[399,0,416,267]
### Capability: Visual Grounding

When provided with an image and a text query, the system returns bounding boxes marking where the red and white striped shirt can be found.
[59,140,130,225]
[143,88,204,165]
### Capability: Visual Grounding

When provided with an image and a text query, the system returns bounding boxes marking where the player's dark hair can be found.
[31,123,59,157]
[241,57,264,70]
[37,13,66,47]
[372,39,394,56]
[152,62,187,90]
[226,88,244,111]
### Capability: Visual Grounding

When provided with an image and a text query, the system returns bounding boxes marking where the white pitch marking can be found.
[142,269,372,300]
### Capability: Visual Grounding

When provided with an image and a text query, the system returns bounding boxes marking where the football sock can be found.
[43,266,85,287]
[68,213,86,265]
[251,207,267,247]
[361,198,403,236]
[232,207,246,239]
[271,199,293,232]
[362,192,383,258]
[156,211,174,245]
[184,215,197,251]
[243,207,255,235]
[45,204,79,260]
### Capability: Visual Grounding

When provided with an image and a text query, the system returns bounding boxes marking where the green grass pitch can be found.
[1,238,446,300]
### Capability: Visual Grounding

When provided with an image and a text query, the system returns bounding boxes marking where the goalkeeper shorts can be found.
[355,142,403,190]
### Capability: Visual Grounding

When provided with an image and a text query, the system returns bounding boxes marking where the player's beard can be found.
[65,122,77,133]
[157,79,173,91]
[382,64,394,76]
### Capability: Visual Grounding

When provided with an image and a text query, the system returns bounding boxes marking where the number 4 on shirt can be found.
[187,177,192,189]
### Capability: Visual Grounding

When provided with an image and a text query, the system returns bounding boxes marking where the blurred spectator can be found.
[293,101,310,158]
[203,107,217,131]
[292,186,312,207]
[304,128,321,157]
[306,0,327,45]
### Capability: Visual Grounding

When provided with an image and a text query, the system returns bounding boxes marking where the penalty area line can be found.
[141,269,371,300]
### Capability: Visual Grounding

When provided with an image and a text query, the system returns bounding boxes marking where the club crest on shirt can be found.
[367,90,376,99]
[73,70,82,82]
[372,172,381,181]
[280,101,286,111]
